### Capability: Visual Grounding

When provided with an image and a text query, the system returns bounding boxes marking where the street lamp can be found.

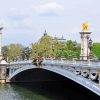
[88,38,92,50]
[88,38,93,59]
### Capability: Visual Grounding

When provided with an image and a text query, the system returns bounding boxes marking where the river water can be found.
[0,84,51,100]
[0,81,99,100]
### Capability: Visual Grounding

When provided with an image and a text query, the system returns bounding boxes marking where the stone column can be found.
[0,60,7,83]
[0,27,3,60]
[0,27,7,83]
[80,32,91,60]
[0,66,6,83]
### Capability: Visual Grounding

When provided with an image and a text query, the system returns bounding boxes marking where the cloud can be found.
[32,2,64,16]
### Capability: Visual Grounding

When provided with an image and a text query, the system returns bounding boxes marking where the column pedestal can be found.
[80,32,92,60]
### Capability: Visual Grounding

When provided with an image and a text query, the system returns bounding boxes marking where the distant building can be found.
[43,30,48,36]
[43,30,66,44]
[52,35,66,44]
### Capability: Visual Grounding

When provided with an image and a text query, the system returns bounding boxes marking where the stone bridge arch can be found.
[8,65,100,96]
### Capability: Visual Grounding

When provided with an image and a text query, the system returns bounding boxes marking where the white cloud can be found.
[32,2,64,15]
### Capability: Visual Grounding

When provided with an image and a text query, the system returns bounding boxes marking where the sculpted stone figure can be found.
[82,22,88,32]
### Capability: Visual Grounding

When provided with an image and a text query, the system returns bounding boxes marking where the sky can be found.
[0,0,100,46]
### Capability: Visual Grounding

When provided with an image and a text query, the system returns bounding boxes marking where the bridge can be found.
[0,59,99,96]
[0,16,99,97]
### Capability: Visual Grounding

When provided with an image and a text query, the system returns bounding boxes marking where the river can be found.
[0,81,99,100]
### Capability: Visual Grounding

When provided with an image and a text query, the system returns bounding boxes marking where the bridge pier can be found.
[0,60,7,83]
[0,66,6,83]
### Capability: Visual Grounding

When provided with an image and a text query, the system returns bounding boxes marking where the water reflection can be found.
[0,81,99,100]
[0,84,49,100]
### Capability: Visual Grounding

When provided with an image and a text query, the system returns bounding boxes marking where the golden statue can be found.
[82,22,88,32]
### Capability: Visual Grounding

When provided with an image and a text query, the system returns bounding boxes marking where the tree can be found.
[31,35,53,58]
[66,40,74,50]
[24,47,32,60]
[91,43,100,59]
[2,46,9,61]
[21,49,26,60]
[7,44,24,61]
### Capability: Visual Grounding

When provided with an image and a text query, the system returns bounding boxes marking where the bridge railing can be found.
[9,58,100,67]
[44,59,100,66]
[10,60,32,64]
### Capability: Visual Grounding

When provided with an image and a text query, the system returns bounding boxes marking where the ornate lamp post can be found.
[88,38,92,50]
[88,38,93,59]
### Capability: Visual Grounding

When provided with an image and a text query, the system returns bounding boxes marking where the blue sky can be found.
[0,0,100,46]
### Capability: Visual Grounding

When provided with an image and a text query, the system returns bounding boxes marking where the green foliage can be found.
[91,43,100,58]
[2,44,24,61]
[66,40,74,50]
[31,37,82,60]
[2,34,100,61]
[75,45,81,59]
[31,35,52,58]
[2,46,9,61]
